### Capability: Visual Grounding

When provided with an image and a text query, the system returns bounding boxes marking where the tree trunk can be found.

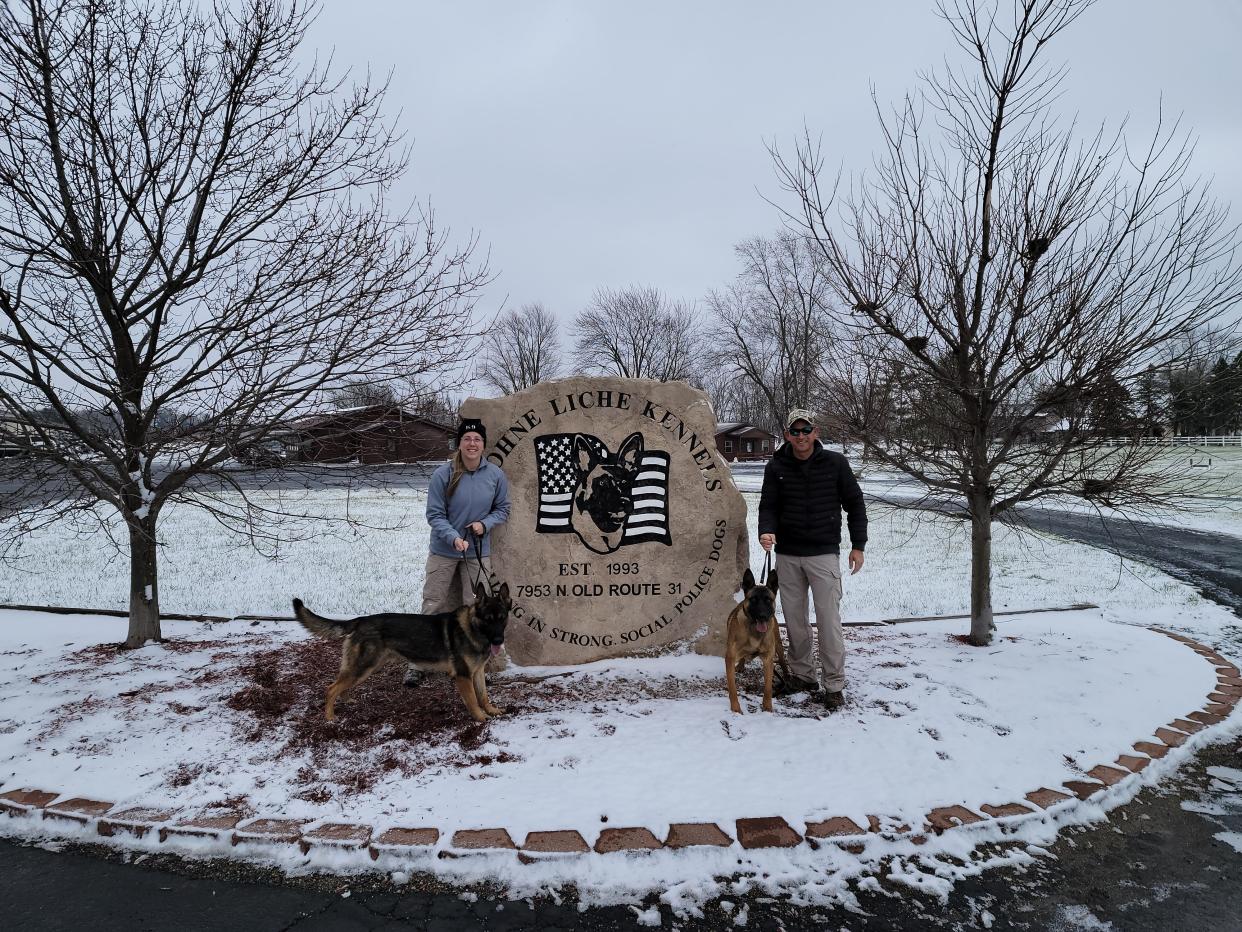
[968,493,994,646]
[125,518,162,647]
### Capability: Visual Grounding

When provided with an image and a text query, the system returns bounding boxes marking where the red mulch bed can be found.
[209,638,757,793]
[221,637,501,749]
[211,637,531,792]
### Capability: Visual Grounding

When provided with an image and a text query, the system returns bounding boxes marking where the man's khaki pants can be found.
[777,552,845,693]
[420,552,493,614]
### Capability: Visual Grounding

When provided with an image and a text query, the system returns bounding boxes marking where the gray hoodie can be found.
[425,460,511,559]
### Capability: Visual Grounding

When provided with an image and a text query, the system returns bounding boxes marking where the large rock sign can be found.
[461,378,750,666]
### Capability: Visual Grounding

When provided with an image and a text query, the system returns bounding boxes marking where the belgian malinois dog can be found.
[725,568,789,714]
[292,582,512,723]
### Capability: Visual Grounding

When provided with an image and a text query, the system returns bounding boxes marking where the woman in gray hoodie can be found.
[404,417,511,686]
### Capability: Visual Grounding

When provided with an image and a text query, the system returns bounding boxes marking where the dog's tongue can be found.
[756,621,768,634]
[489,644,502,656]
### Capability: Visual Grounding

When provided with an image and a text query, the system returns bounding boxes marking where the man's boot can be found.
[822,689,846,711]
[773,674,818,698]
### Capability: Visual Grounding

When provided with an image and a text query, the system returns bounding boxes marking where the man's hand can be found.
[848,549,864,574]
[453,537,470,552]
[469,521,485,537]
[759,533,776,552]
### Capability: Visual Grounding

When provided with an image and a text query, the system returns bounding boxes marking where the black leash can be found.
[470,527,493,594]
[760,548,791,690]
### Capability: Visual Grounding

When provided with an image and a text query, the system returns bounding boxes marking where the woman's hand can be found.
[469,521,485,537]
[453,537,470,552]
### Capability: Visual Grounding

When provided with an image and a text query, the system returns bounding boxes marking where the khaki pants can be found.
[420,552,493,614]
[406,553,496,685]
[777,552,845,692]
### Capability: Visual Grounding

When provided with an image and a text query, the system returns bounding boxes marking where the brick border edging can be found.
[1,629,1237,863]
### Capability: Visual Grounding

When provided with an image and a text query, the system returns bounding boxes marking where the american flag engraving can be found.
[535,432,672,551]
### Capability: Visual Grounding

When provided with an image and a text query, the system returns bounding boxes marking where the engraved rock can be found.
[461,377,749,665]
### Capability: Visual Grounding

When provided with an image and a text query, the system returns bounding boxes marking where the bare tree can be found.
[333,382,399,410]
[0,0,489,647]
[698,367,774,427]
[572,286,702,382]
[775,0,1242,645]
[402,383,459,427]
[479,302,562,394]
[706,233,836,432]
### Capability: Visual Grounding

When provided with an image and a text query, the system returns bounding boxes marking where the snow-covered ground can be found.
[739,446,1242,539]
[0,605,1235,914]
[0,609,1218,828]
[0,490,1223,628]
[0,482,1239,915]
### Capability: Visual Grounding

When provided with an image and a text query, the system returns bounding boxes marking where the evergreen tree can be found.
[1135,365,1169,436]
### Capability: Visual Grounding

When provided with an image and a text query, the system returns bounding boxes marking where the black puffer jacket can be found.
[758,442,867,557]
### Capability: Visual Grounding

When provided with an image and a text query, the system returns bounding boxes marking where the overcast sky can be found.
[304,1,1242,331]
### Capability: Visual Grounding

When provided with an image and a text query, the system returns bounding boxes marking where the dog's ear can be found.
[573,434,596,475]
[741,568,756,592]
[616,431,644,472]
[767,569,779,595]
[473,580,487,603]
[497,581,510,604]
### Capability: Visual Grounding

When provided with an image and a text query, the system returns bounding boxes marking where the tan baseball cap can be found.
[784,408,816,430]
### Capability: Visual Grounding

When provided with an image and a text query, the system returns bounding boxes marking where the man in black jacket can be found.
[758,409,867,711]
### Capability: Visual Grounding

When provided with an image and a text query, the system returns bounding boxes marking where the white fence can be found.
[1098,435,1242,447]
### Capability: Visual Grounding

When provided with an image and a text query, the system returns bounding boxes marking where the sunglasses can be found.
[787,425,815,436]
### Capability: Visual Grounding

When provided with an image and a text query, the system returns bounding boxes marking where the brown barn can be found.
[714,423,777,461]
[288,406,455,465]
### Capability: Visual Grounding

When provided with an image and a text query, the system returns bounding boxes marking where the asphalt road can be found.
[1011,506,1242,617]
[2,477,1241,929]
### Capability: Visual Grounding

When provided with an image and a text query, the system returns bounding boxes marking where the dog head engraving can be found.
[740,568,779,635]
[473,580,512,654]
[569,432,644,555]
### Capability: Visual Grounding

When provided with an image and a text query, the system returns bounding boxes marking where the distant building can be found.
[0,413,63,456]
[0,415,29,456]
[286,406,455,465]
[714,423,777,461]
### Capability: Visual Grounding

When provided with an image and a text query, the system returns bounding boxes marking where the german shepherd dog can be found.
[725,568,790,714]
[292,582,512,723]
[570,431,645,555]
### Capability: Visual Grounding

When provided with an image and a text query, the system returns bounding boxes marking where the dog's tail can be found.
[291,598,352,639]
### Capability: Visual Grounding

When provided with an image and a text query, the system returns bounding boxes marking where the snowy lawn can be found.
[1,484,1239,913]
[0,604,1235,913]
[741,447,1242,541]
[0,608,1220,831]
[0,490,1225,630]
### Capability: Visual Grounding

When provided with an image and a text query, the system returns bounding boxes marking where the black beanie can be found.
[456,418,486,446]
